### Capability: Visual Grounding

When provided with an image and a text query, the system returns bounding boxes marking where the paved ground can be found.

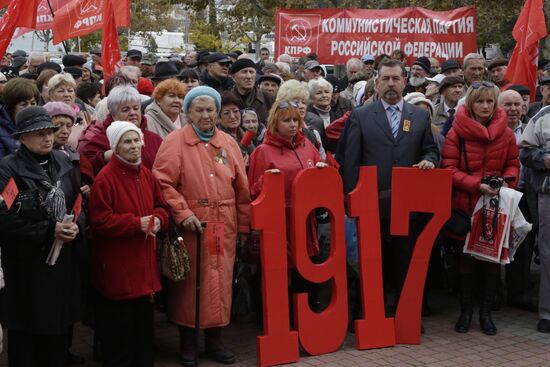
[1,291,548,366]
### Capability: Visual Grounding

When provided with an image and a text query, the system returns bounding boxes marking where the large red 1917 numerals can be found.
[251,167,451,367]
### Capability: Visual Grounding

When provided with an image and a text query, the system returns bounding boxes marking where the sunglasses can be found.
[471,81,495,89]
[278,100,299,109]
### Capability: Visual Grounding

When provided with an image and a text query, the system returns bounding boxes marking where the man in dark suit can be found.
[340,59,439,313]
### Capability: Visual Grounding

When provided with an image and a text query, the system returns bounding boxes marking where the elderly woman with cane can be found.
[153,86,250,366]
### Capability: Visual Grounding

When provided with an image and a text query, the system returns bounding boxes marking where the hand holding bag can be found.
[159,218,190,282]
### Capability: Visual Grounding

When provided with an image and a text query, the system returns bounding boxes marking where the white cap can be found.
[106,121,142,150]
[426,73,445,84]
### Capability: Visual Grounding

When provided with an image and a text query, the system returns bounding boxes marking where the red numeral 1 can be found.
[290,168,348,355]
[252,173,299,367]
[391,168,451,344]
[349,167,396,349]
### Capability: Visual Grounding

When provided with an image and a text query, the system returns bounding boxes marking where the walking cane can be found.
[195,223,205,367]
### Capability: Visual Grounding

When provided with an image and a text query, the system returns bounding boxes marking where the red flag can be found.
[101,0,121,83]
[504,0,548,101]
[0,0,38,58]
[52,0,129,44]
[1,177,19,210]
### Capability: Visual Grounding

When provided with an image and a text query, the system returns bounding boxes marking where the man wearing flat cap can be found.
[488,58,511,90]
[303,60,324,81]
[528,77,550,119]
[125,49,142,67]
[200,52,234,93]
[433,76,465,128]
[257,73,282,97]
[441,59,463,78]
[230,58,273,125]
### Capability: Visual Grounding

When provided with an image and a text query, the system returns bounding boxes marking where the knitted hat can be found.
[137,77,154,96]
[43,102,77,123]
[413,57,431,74]
[14,106,59,137]
[106,121,142,150]
[229,58,256,74]
[183,86,221,113]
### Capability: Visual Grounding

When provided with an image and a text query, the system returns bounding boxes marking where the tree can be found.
[34,30,53,51]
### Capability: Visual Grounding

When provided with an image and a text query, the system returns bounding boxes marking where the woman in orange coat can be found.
[153,86,250,366]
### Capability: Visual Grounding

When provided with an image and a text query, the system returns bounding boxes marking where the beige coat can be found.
[145,101,186,139]
[153,123,250,328]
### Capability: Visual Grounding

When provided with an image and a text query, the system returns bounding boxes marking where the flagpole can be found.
[45,0,69,54]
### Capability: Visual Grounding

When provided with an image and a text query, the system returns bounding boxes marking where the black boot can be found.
[205,327,235,364]
[179,326,196,366]
[455,274,473,333]
[479,273,498,336]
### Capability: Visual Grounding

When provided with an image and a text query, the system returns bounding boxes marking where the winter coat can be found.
[0,146,83,334]
[518,106,550,193]
[88,154,169,300]
[77,114,163,175]
[200,71,234,93]
[248,130,321,206]
[144,100,187,139]
[248,130,322,257]
[0,106,18,161]
[441,105,519,216]
[153,123,250,328]
[231,87,274,126]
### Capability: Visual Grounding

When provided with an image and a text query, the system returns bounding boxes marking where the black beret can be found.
[507,84,530,96]
[62,54,86,67]
[229,58,256,74]
[127,49,142,59]
[37,62,62,75]
[63,66,83,79]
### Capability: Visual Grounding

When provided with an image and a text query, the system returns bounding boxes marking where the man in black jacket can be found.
[200,53,234,93]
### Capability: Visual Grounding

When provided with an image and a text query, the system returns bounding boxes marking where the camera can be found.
[482,175,503,190]
[481,175,515,190]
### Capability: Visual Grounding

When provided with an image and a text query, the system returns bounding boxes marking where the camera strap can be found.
[481,195,499,241]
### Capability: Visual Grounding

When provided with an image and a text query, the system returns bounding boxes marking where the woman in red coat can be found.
[77,85,163,175]
[88,120,169,367]
[248,100,326,311]
[441,82,519,336]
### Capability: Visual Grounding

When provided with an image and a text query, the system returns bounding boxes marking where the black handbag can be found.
[444,138,472,236]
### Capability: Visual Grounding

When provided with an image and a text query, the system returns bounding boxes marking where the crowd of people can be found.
[0,46,549,367]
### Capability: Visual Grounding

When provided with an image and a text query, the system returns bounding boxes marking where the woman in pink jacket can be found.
[248,100,326,313]
[153,86,250,365]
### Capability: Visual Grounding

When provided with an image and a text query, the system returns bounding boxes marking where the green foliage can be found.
[189,20,222,51]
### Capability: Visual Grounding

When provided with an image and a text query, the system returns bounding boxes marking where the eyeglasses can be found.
[277,100,299,109]
[471,81,495,89]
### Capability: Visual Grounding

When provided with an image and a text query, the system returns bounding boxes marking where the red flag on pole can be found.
[101,0,121,83]
[0,0,38,58]
[504,0,548,101]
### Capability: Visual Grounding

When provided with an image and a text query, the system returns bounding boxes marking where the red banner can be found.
[275,6,477,65]
[52,0,130,44]
[14,0,69,38]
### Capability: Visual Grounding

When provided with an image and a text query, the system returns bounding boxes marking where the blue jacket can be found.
[0,106,19,160]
